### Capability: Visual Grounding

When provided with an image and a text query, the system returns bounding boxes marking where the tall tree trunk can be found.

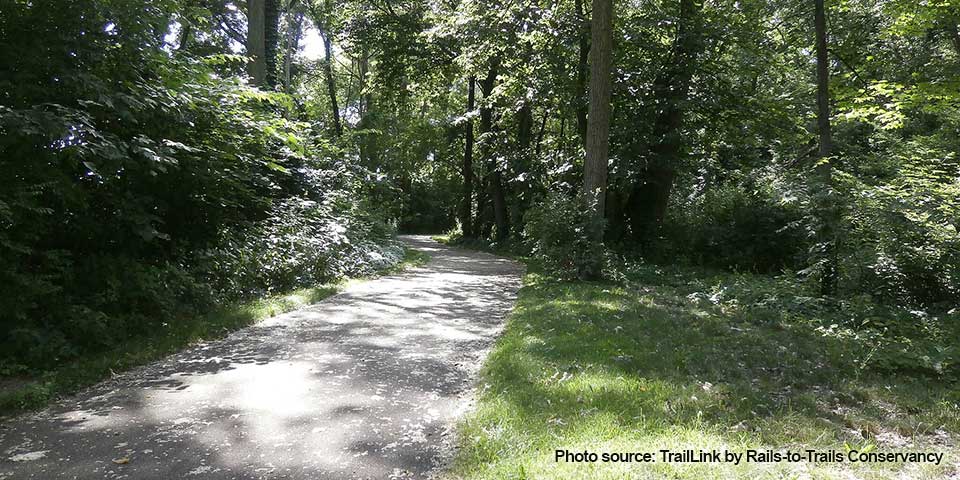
[358,52,370,117]
[247,0,267,86]
[814,0,837,295]
[555,116,565,162]
[282,11,304,92]
[356,51,372,163]
[517,102,534,152]
[534,109,548,158]
[580,0,613,279]
[511,101,535,236]
[321,29,342,137]
[627,0,701,246]
[479,59,508,242]
[264,0,281,88]
[575,0,590,146]
[460,76,476,238]
[582,0,613,231]
[815,0,831,160]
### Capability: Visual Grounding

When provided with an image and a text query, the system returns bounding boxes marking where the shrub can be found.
[208,196,398,296]
[662,180,807,272]
[836,139,960,307]
[524,192,606,280]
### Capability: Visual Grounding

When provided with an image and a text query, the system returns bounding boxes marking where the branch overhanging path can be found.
[0,236,524,479]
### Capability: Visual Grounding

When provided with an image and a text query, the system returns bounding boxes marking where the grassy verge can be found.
[379,247,431,275]
[0,246,430,418]
[449,263,959,479]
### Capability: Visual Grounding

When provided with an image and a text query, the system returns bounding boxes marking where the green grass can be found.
[381,246,431,274]
[0,246,431,418]
[449,264,960,479]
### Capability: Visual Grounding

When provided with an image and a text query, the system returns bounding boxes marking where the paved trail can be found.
[0,236,523,479]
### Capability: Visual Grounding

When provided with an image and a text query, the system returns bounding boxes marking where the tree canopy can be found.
[1,0,958,374]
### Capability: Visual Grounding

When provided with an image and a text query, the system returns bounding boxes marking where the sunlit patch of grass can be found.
[0,246,430,418]
[448,266,960,479]
[384,247,431,273]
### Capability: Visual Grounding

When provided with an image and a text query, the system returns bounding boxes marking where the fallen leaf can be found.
[112,457,130,465]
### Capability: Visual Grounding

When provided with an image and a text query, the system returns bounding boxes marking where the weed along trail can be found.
[0,236,523,480]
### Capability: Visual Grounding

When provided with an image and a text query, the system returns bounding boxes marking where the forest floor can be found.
[446,257,960,479]
[0,236,524,479]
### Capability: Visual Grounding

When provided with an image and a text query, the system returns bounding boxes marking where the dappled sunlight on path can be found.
[0,236,523,479]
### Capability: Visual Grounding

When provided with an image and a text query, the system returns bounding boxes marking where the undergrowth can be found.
[449,260,959,479]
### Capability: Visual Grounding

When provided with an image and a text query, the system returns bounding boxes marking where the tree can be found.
[247,0,267,85]
[305,0,342,136]
[625,0,702,246]
[265,0,282,87]
[581,0,614,278]
[815,0,831,161]
[282,4,304,91]
[246,0,280,87]
[814,0,837,295]
[460,76,476,238]
[478,58,509,242]
[574,0,590,145]
[321,30,342,137]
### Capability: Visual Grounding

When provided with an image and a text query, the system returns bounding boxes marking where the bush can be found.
[196,196,401,300]
[524,192,606,280]
[0,1,399,371]
[662,180,807,272]
[836,137,960,307]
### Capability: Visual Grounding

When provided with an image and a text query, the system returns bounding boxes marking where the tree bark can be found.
[555,116,565,162]
[814,0,837,295]
[511,101,535,236]
[282,10,304,92]
[582,0,613,227]
[358,52,370,118]
[264,0,281,88]
[247,0,267,86]
[627,0,701,245]
[321,29,342,137]
[479,59,508,242]
[356,51,373,164]
[574,0,590,146]
[815,0,832,160]
[460,76,476,238]
[534,109,548,158]
[517,102,534,152]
